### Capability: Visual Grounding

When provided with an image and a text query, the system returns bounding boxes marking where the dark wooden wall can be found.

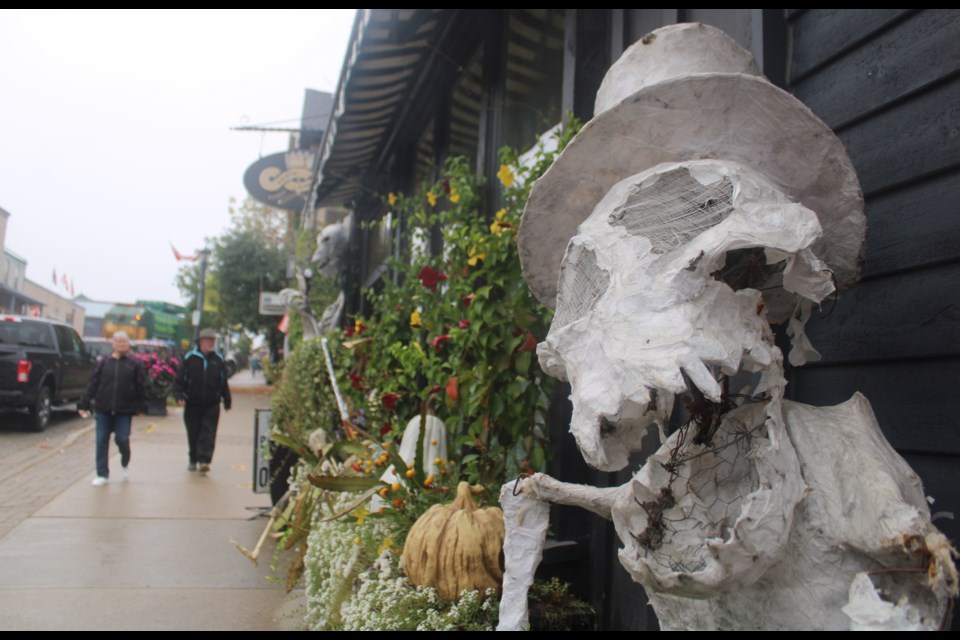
[785,7,960,629]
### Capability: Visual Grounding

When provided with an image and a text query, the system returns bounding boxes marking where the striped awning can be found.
[313,9,446,209]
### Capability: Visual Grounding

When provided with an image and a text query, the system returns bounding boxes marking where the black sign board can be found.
[243,150,316,211]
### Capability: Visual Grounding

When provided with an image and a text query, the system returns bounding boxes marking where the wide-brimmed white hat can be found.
[519,22,865,309]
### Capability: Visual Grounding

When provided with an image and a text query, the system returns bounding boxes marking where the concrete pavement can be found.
[0,368,306,631]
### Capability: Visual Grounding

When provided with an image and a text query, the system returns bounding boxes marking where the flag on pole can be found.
[61,273,69,290]
[52,268,57,286]
[277,312,290,334]
[170,242,198,261]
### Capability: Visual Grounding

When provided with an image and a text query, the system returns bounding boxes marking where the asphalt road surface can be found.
[0,405,99,540]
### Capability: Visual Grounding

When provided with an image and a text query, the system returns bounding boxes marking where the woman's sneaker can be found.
[187,463,197,471]
[199,463,210,476]
[92,477,108,487]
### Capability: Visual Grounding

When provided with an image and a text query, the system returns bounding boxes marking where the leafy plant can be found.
[339,121,581,493]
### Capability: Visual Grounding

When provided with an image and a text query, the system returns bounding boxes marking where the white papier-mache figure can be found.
[497,23,958,631]
[279,219,350,342]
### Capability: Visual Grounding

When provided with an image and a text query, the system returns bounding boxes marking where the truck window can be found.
[55,325,79,353]
[0,321,55,348]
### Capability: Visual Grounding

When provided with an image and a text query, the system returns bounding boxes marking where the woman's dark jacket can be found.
[80,353,147,415]
[173,348,232,409]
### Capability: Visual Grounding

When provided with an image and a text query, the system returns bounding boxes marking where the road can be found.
[0,406,115,540]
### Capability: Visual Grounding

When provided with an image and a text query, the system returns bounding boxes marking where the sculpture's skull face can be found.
[539,160,835,471]
[312,222,348,278]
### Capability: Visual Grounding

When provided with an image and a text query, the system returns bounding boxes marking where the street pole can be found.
[192,248,211,345]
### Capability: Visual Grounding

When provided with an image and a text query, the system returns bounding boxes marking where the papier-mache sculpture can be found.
[279,220,350,341]
[498,23,957,631]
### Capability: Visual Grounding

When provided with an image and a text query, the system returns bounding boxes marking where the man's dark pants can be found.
[184,403,221,465]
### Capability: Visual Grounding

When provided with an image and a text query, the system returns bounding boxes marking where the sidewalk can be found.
[0,369,305,631]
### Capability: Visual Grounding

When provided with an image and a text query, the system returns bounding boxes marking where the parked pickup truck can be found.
[0,315,96,431]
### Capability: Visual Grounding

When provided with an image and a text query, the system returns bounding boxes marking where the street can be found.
[0,407,98,540]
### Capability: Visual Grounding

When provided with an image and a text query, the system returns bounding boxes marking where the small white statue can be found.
[499,23,957,631]
[311,220,349,279]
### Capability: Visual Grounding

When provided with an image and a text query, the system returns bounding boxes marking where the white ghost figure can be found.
[498,23,957,631]
[311,221,349,278]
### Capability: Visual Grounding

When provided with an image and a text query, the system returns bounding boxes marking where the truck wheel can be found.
[29,386,52,432]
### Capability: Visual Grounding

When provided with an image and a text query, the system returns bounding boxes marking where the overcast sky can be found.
[0,8,356,308]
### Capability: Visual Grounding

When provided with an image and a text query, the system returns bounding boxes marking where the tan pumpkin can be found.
[401,481,505,601]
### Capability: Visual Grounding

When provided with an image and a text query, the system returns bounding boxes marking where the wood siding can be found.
[786,8,960,629]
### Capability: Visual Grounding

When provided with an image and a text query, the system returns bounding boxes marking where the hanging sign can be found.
[243,150,315,211]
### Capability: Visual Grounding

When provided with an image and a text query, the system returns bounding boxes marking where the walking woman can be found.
[78,331,147,486]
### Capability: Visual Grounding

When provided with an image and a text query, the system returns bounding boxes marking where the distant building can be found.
[23,279,85,334]
[73,294,116,337]
[0,207,46,316]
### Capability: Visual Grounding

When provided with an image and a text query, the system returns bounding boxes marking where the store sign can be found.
[253,409,272,494]
[259,292,287,316]
[243,150,315,211]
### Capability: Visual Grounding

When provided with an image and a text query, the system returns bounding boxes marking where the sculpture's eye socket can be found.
[608,167,734,254]
[554,244,609,330]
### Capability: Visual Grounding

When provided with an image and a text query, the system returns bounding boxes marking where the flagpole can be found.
[192,248,212,345]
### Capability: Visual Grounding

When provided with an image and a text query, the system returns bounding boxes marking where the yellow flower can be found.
[410,309,422,328]
[467,246,486,266]
[387,192,398,207]
[354,507,369,525]
[352,536,361,545]
[488,209,509,235]
[497,164,514,188]
[449,185,460,203]
[427,191,437,207]
[378,537,394,556]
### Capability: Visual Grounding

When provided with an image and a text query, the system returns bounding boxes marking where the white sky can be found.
[0,8,356,307]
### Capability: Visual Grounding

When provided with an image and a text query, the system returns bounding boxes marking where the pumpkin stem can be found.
[451,481,478,511]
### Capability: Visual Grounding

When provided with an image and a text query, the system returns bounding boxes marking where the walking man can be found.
[79,331,146,486]
[173,328,232,475]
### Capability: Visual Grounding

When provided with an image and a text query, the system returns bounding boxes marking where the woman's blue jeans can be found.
[95,413,132,478]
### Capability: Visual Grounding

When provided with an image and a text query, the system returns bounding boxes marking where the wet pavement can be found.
[0,369,305,631]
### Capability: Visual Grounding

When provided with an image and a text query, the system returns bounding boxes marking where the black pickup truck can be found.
[0,315,96,431]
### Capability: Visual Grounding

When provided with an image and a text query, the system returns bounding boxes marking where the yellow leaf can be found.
[427,191,437,207]
[497,164,515,188]
[343,337,372,350]
[387,192,398,206]
[449,186,460,203]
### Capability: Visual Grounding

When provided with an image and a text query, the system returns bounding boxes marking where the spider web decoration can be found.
[553,243,609,330]
[633,409,767,576]
[609,167,734,254]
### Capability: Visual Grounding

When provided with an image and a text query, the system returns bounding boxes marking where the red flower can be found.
[381,393,399,411]
[429,334,451,352]
[344,325,356,338]
[380,422,393,436]
[429,385,442,395]
[445,376,459,403]
[348,372,366,391]
[462,293,475,308]
[458,319,470,329]
[442,177,451,194]
[518,331,538,353]
[418,266,448,292]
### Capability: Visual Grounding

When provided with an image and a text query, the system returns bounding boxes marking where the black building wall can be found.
[784,8,960,629]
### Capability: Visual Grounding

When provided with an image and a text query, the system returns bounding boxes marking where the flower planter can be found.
[146,397,168,416]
